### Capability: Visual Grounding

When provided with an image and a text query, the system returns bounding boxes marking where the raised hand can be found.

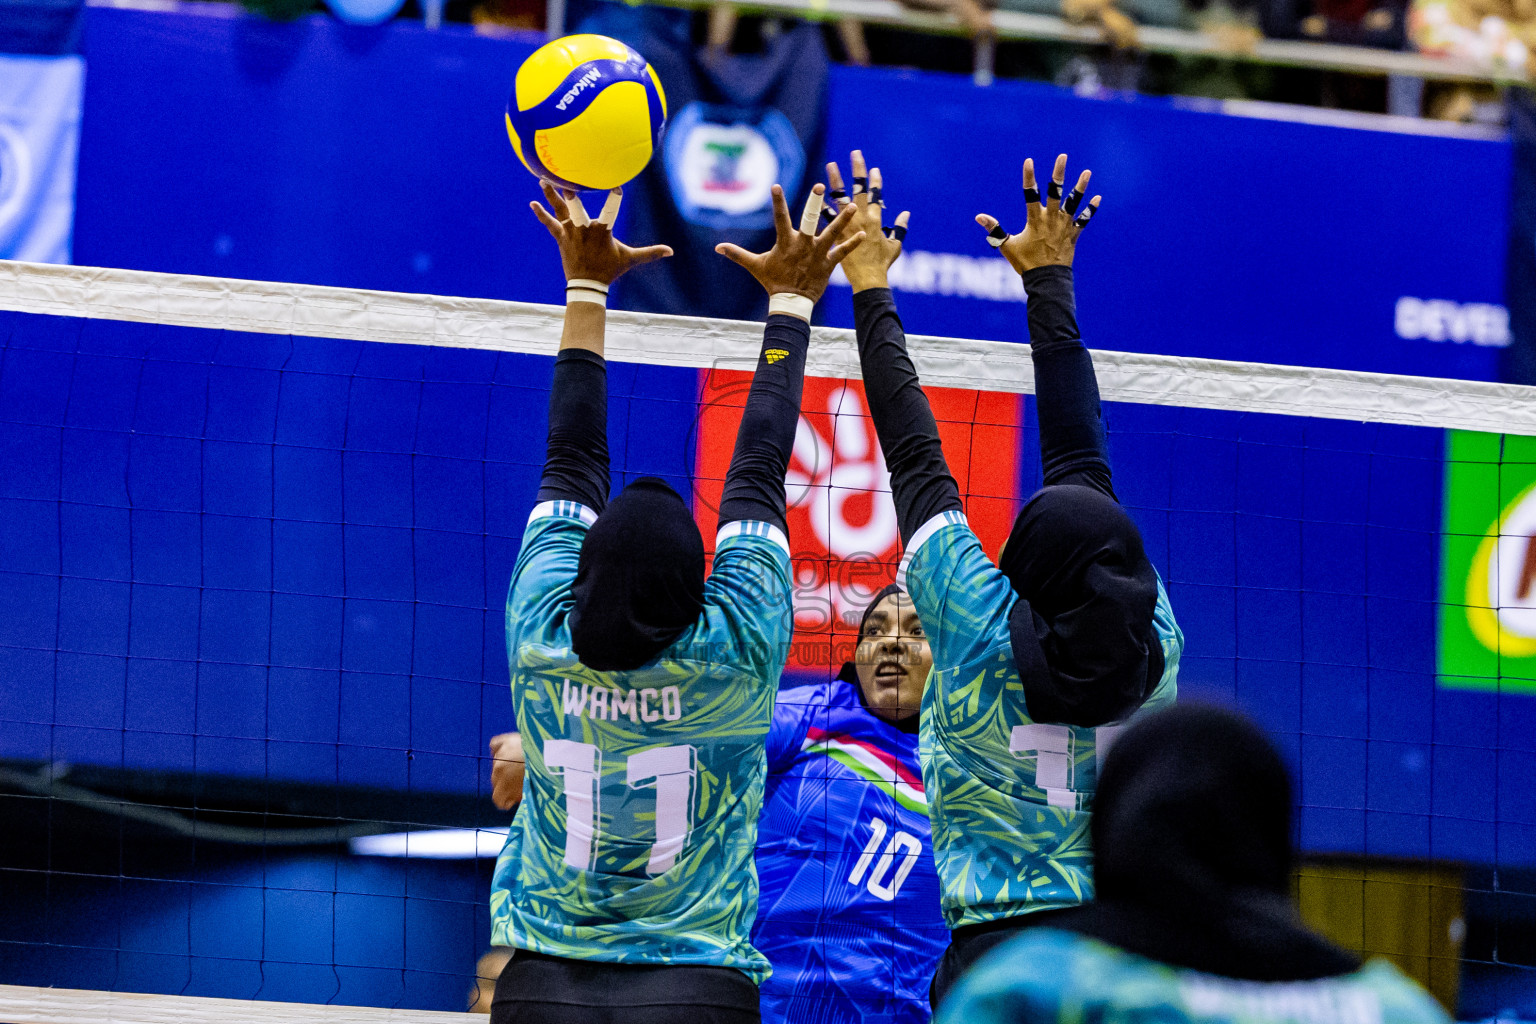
[715,184,865,306]
[825,150,911,293]
[531,182,672,285]
[976,154,1102,275]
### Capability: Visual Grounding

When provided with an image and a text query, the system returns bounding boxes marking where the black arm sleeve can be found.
[535,348,610,513]
[717,314,811,535]
[1023,265,1116,500]
[852,289,963,546]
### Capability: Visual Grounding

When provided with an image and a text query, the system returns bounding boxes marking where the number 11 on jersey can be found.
[544,740,698,875]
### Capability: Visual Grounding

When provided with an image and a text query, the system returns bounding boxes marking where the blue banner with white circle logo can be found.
[0,53,81,265]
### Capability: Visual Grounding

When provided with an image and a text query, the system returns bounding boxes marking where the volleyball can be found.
[505,34,667,192]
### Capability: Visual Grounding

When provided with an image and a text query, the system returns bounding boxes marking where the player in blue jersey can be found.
[936,705,1452,1024]
[754,584,948,1024]
[489,182,865,1024]
[825,150,1184,1012]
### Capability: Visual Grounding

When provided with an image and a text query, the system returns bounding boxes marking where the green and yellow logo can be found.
[1438,430,1536,693]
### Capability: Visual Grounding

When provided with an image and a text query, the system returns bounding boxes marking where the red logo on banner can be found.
[694,371,1022,671]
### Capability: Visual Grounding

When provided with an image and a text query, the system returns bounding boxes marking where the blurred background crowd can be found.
[14,0,1522,123]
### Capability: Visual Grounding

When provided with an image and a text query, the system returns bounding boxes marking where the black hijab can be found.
[836,584,921,733]
[997,485,1162,727]
[569,477,706,672]
[1055,703,1358,981]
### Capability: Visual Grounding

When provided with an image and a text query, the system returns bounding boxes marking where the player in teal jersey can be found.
[825,151,1184,1011]
[489,182,865,1024]
[935,705,1452,1024]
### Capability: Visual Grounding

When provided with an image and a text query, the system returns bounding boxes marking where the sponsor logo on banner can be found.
[0,122,33,234]
[0,54,82,264]
[832,250,1026,303]
[694,373,1020,671]
[663,102,804,230]
[1438,430,1536,692]
[1395,297,1510,347]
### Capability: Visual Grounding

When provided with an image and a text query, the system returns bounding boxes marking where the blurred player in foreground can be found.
[488,182,862,1024]
[754,584,948,1023]
[826,150,1184,1011]
[936,704,1452,1024]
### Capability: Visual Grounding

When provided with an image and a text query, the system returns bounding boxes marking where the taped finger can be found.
[597,189,622,227]
[566,193,591,227]
[800,188,824,236]
[1047,178,1063,206]
[869,185,883,207]
[1063,187,1084,216]
[1074,199,1100,229]
[884,224,908,242]
[1023,186,1042,207]
[986,223,1011,248]
[851,176,868,197]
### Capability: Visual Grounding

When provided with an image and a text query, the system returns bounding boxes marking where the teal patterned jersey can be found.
[490,500,794,982]
[898,512,1183,929]
[935,929,1451,1024]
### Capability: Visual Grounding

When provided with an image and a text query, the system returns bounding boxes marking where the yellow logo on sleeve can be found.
[765,349,788,364]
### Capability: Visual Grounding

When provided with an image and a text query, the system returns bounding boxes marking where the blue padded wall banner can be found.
[3,297,1536,873]
[73,5,1513,380]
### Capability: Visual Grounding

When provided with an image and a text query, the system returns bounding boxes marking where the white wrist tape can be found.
[768,292,814,320]
[566,278,609,308]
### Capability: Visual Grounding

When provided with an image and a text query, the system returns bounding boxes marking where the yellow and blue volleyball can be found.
[505,34,667,192]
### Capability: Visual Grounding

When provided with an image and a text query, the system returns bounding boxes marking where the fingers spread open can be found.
[1074,195,1102,229]
[851,149,869,205]
[531,201,564,239]
[817,199,860,253]
[826,161,849,207]
[1047,154,1067,209]
[1063,169,1091,216]
[827,230,868,264]
[627,243,674,266]
[715,242,757,269]
[1022,159,1041,215]
[542,181,571,223]
[800,183,825,236]
[770,184,792,241]
[597,188,623,227]
[976,212,1010,248]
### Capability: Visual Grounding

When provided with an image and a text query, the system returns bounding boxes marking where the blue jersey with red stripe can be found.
[752,670,949,1024]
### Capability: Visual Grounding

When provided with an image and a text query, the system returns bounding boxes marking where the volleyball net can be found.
[1,260,1534,1020]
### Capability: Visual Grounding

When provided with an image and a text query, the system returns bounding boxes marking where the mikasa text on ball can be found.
[505,34,668,192]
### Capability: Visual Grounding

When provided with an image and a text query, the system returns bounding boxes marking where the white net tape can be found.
[0,985,476,1023]
[3,259,1533,436]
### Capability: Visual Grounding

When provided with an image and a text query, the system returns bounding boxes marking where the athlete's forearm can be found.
[718,315,810,533]
[1024,266,1114,497]
[852,288,962,545]
[536,339,610,512]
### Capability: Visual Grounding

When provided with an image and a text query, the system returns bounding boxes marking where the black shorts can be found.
[491,948,761,1024]
[929,909,1074,1014]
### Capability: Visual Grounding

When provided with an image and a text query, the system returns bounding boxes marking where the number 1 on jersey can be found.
[545,740,697,876]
